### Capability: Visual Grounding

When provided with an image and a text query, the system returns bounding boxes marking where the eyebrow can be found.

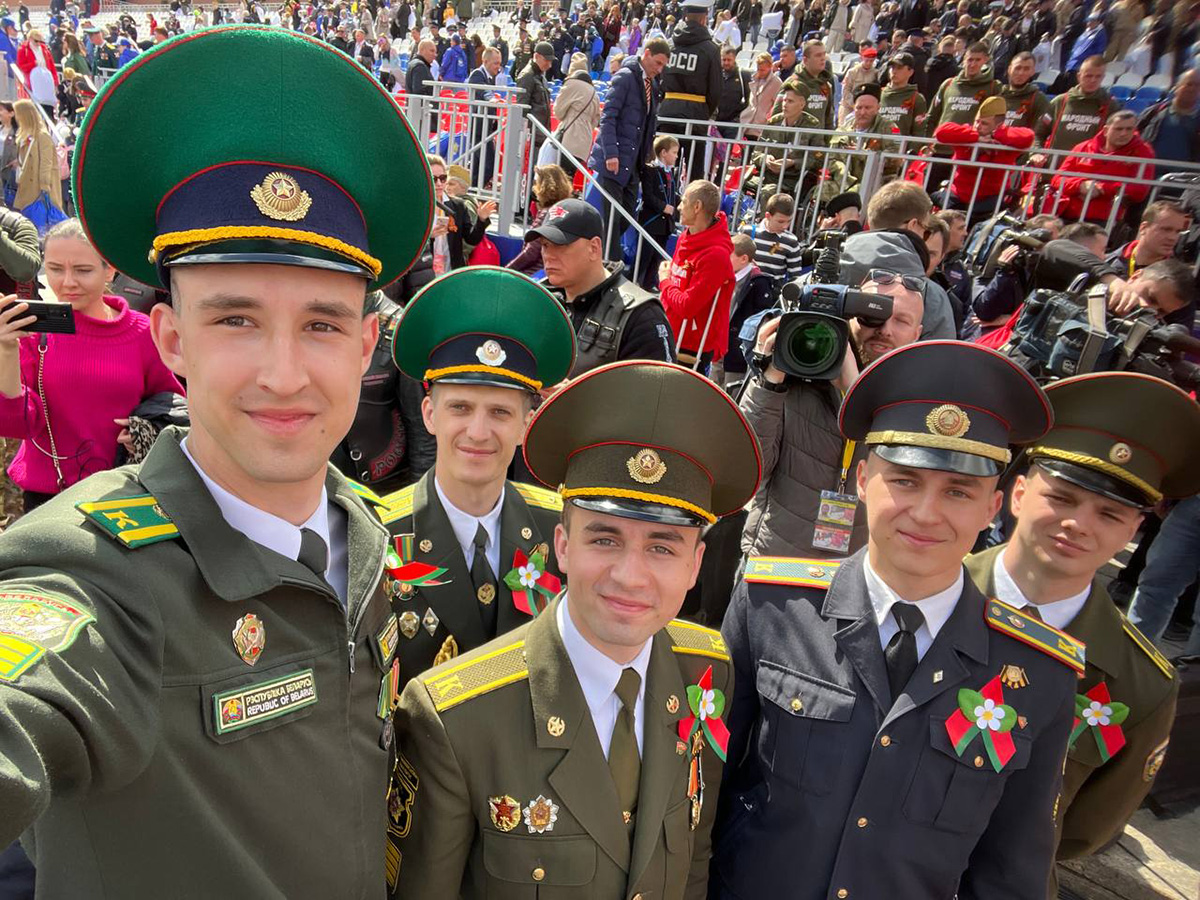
[195,293,358,319]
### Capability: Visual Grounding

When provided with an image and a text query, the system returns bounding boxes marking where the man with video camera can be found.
[739,268,925,559]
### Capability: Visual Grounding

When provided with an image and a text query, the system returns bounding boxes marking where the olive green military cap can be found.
[523,361,762,526]
[1026,372,1200,507]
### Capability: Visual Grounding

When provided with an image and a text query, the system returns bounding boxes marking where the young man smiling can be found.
[391,360,761,899]
[0,27,434,896]
[965,372,1199,897]
[712,342,1084,900]
[376,266,576,686]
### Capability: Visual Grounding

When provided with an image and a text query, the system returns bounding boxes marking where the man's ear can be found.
[149,302,187,380]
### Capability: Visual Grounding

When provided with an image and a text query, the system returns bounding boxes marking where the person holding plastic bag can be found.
[12,99,64,236]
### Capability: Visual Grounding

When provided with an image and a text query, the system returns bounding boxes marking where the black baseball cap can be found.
[524,199,603,245]
[891,51,916,68]
[534,40,555,58]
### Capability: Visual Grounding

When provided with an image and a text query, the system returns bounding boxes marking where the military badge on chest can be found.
[232,613,266,666]
[385,534,452,644]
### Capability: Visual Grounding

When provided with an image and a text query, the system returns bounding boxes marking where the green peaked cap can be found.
[73,26,433,288]
[392,267,577,391]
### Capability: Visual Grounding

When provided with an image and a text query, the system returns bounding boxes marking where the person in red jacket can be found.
[658,179,735,371]
[15,29,58,117]
[1050,110,1156,226]
[933,95,1034,224]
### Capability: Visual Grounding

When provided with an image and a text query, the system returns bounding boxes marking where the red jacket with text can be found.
[1050,132,1155,222]
[660,211,735,358]
[933,122,1035,203]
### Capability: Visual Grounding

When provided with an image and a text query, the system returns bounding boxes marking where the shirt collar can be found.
[434,474,504,561]
[992,549,1090,631]
[180,438,330,568]
[863,554,962,641]
[558,594,652,717]
[734,263,752,281]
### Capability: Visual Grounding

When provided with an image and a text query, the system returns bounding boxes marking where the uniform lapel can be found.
[881,575,990,731]
[822,551,892,716]
[529,598,632,874]
[1064,582,1119,682]
[495,484,548,634]
[411,471,488,649]
[628,630,688,888]
[327,468,388,619]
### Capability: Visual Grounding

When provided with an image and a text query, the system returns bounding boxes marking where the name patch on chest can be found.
[213,668,319,735]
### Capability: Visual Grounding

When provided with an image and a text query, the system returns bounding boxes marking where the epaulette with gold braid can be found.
[742,556,842,588]
[347,479,387,509]
[1122,617,1174,680]
[424,639,529,713]
[985,598,1086,675]
[376,484,417,525]
[666,619,729,661]
[513,481,564,512]
[76,496,180,548]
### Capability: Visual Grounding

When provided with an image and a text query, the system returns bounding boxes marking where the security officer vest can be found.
[570,279,662,376]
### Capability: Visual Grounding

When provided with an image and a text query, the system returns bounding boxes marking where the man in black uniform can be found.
[659,0,723,181]
[711,342,1083,899]
[525,199,677,375]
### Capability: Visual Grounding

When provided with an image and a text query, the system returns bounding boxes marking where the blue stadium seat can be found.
[1125,96,1153,114]
[1109,85,1133,101]
[1134,85,1165,103]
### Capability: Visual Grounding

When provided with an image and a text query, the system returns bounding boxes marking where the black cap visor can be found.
[874,444,1003,478]
[568,497,709,529]
[1031,459,1152,510]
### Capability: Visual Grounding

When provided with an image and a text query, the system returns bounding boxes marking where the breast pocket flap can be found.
[756,659,856,722]
[482,831,597,886]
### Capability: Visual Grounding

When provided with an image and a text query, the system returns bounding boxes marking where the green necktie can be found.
[609,667,642,827]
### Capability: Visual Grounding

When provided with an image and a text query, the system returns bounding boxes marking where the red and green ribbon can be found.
[944,675,1018,773]
[502,548,561,617]
[1069,682,1128,763]
[677,665,730,762]
[385,535,449,586]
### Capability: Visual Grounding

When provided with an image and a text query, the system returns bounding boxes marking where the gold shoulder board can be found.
[1122,617,1174,680]
[423,639,529,713]
[513,481,564,513]
[742,556,842,588]
[377,484,417,524]
[666,619,730,661]
[76,495,180,548]
[985,598,1086,675]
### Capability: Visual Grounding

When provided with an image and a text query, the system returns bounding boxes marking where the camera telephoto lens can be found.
[783,319,842,377]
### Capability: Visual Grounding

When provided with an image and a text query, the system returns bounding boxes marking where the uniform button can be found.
[856,817,868,828]
[790,698,803,712]
[632,894,644,900]
[879,735,891,747]
[974,756,984,768]
[837,890,849,898]
[532,867,545,882]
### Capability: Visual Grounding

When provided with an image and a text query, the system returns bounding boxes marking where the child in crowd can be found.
[636,133,680,289]
[739,191,804,294]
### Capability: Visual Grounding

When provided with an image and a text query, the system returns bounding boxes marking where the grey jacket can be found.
[840,230,957,340]
[738,375,869,559]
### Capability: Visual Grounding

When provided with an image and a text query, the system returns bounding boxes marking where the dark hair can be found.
[644,37,670,56]
[966,41,990,56]
[765,192,795,217]
[1060,221,1106,244]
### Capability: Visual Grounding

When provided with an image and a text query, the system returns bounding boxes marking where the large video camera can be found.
[772,230,892,381]
[965,213,1052,281]
[1002,280,1200,390]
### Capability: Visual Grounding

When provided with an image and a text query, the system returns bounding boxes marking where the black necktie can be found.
[298,527,329,578]
[884,602,925,702]
[471,522,498,635]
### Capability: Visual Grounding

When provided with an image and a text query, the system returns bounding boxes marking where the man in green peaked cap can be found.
[391,360,761,899]
[0,26,433,897]
[965,372,1200,897]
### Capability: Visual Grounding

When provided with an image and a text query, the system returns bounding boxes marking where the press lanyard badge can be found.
[813,439,858,554]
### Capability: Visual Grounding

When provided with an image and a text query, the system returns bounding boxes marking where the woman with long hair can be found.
[60,32,89,75]
[0,219,184,512]
[12,99,63,226]
[0,102,16,207]
[506,165,573,274]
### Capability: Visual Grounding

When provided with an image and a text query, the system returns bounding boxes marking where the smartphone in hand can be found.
[0,299,76,334]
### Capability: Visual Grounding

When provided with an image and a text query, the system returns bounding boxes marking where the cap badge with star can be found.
[392,267,576,393]
[523,361,762,527]
[73,26,433,289]
[839,341,1053,477]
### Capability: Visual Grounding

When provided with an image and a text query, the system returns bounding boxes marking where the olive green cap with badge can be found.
[392,267,577,392]
[840,341,1053,477]
[73,26,433,289]
[1026,372,1200,507]
[523,361,762,526]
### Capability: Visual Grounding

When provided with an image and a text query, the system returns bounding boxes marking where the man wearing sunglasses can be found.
[738,269,924,560]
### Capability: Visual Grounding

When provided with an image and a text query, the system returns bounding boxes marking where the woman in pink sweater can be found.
[0,218,184,512]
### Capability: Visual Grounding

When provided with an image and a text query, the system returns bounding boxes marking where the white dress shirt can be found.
[434,476,504,577]
[558,595,653,758]
[992,551,1089,632]
[181,439,349,607]
[864,556,963,661]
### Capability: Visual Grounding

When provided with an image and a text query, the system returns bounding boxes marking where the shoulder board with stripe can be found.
[742,556,842,589]
[424,639,529,713]
[666,619,729,661]
[1121,616,1174,680]
[376,483,417,524]
[347,479,387,509]
[513,481,564,512]
[984,598,1086,676]
[76,495,180,548]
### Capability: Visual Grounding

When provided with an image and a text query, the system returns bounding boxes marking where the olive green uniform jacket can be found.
[0,428,400,898]
[747,110,823,202]
[391,596,732,899]
[965,545,1178,895]
[376,469,564,687]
